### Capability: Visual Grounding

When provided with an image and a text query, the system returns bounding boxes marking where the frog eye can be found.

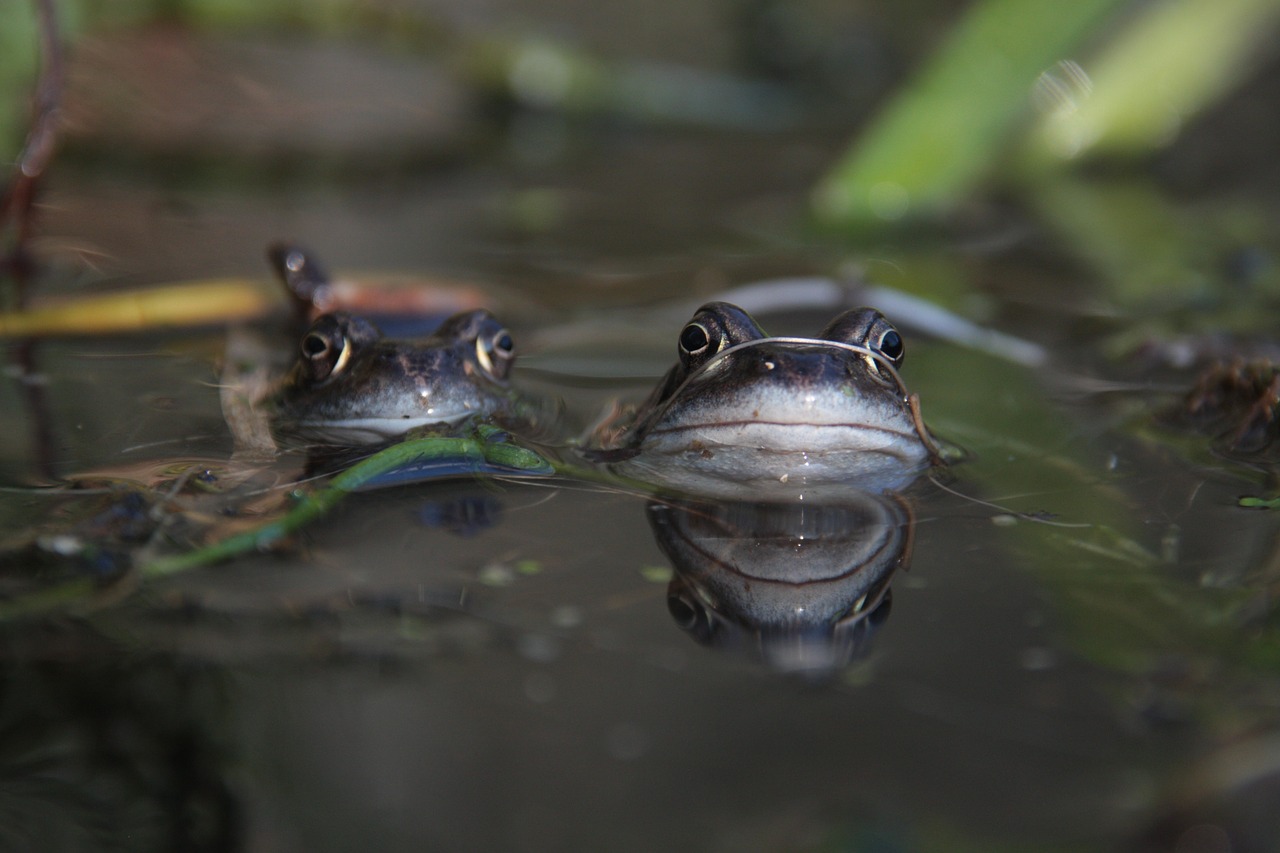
[298,324,352,383]
[679,322,711,357]
[874,328,904,368]
[861,323,903,386]
[819,308,905,371]
[475,327,516,380]
[676,303,764,371]
[667,587,718,645]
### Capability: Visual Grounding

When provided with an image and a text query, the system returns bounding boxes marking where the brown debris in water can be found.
[1174,359,1280,454]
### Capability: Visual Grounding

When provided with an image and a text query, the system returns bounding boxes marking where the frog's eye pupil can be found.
[879,330,903,363]
[495,332,514,354]
[299,327,348,383]
[302,332,329,358]
[680,323,710,355]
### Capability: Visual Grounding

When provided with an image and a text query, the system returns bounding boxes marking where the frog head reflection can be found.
[647,491,914,679]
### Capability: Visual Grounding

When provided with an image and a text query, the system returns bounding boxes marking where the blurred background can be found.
[4,2,1280,851]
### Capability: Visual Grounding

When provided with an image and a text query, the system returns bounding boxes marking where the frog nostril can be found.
[750,349,780,374]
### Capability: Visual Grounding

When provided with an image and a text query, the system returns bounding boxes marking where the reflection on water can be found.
[650,491,912,677]
[415,493,505,538]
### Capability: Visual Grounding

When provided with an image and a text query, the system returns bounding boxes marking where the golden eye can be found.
[300,329,350,383]
[475,328,516,379]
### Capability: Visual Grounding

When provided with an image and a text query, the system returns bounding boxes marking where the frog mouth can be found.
[289,409,476,444]
[642,419,928,460]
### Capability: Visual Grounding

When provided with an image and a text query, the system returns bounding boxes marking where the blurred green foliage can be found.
[814,0,1280,235]
[811,0,1125,228]
[1025,0,1280,162]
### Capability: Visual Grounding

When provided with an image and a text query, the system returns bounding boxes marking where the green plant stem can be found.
[0,429,554,620]
[143,430,553,578]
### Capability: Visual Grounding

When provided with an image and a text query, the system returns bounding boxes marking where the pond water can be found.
[4,9,1280,853]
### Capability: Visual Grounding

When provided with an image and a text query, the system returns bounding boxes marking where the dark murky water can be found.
[4,8,1280,852]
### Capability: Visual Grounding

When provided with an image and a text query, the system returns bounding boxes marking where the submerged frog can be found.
[272,309,522,444]
[596,301,941,495]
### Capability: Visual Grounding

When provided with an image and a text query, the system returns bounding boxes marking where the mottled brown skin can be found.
[272,310,519,444]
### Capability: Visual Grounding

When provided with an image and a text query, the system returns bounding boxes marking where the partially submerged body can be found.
[269,286,941,497]
[592,301,941,497]
[270,310,526,445]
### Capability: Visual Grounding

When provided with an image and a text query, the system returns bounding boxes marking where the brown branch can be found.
[3,0,65,482]
[1,0,65,280]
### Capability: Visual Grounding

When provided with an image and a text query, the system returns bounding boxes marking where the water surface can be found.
[4,11,1280,852]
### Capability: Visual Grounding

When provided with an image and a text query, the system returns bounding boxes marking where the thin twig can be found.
[1,0,64,278]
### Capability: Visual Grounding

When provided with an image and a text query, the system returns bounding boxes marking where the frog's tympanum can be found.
[599,301,939,496]
[650,492,912,677]
[272,310,520,444]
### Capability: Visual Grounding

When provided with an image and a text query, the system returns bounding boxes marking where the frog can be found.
[271,309,523,445]
[594,301,941,495]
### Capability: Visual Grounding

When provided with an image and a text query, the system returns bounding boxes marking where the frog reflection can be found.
[648,491,914,677]
[594,301,940,497]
